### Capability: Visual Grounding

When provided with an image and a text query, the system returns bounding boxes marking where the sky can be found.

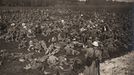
[115,0,134,2]
[79,0,134,2]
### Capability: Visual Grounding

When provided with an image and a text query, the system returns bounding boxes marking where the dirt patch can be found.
[100,51,134,75]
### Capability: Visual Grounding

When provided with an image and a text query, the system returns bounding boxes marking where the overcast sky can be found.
[115,0,134,2]
[79,0,134,2]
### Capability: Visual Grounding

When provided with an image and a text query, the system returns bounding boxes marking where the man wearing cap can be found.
[83,40,102,75]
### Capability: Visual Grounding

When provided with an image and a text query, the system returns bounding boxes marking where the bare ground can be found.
[100,51,134,75]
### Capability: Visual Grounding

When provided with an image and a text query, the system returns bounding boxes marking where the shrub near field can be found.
[0,7,133,74]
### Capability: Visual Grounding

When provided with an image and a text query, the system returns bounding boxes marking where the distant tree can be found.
[86,0,106,4]
[0,0,81,6]
[0,0,2,6]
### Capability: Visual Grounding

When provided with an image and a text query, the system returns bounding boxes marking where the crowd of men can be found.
[0,8,132,75]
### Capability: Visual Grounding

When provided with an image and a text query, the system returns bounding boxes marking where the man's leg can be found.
[96,59,100,75]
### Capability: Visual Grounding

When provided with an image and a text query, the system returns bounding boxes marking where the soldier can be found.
[34,39,42,53]
[83,40,102,75]
[27,40,34,51]
[5,23,18,41]
[27,29,36,38]
[40,40,48,51]
[18,38,27,49]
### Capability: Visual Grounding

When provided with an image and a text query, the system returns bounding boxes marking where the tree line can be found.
[0,0,108,6]
[0,0,77,6]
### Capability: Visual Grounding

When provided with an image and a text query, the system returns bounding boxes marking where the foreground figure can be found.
[83,41,102,75]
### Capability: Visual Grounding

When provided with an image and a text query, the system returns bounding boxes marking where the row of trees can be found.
[0,0,55,6]
[0,0,107,6]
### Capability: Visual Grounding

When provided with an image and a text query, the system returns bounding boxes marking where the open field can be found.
[0,5,133,75]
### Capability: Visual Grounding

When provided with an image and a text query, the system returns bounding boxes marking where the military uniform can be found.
[83,41,102,75]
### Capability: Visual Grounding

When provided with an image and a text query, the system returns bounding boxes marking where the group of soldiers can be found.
[0,9,108,75]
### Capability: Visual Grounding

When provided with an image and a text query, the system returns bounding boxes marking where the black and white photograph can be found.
[0,0,134,75]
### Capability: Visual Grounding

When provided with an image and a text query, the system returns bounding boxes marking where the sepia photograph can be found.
[0,0,134,75]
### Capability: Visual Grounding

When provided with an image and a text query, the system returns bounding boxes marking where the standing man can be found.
[83,40,102,75]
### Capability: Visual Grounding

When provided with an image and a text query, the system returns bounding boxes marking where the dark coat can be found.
[83,47,102,75]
